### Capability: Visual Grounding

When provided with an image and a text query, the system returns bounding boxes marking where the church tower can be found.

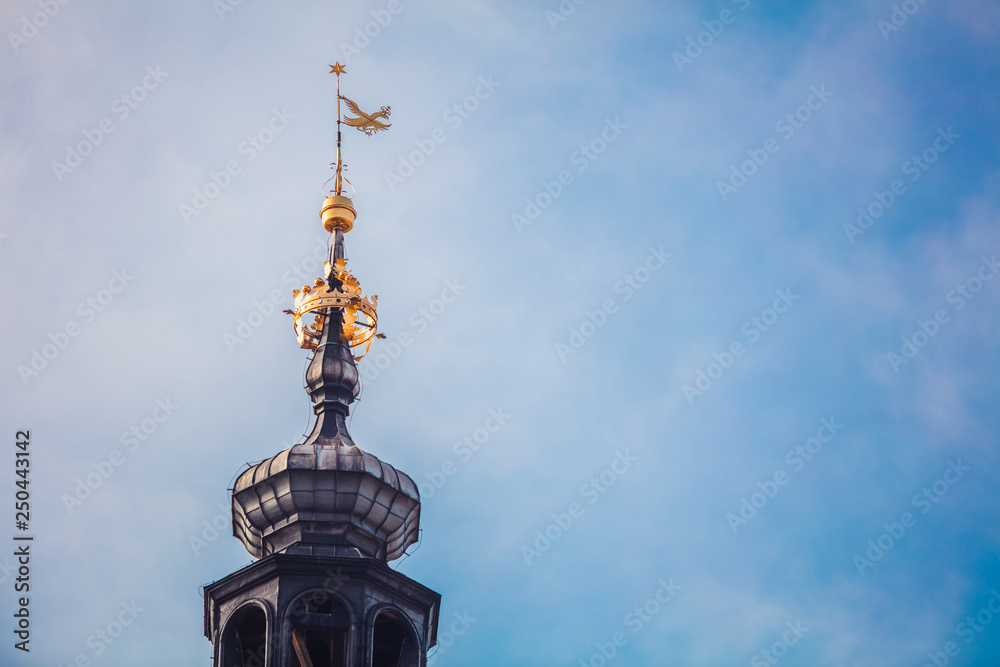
[203,64,440,667]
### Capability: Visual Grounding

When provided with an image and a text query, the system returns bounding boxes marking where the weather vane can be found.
[327,61,391,196]
[285,63,391,359]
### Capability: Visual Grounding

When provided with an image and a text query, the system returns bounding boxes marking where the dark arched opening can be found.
[221,605,268,667]
[289,593,350,667]
[372,610,419,667]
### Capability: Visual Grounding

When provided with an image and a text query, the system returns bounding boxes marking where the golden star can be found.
[329,62,347,75]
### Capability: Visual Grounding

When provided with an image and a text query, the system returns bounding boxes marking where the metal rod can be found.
[335,70,343,196]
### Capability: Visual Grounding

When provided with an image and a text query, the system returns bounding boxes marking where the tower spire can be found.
[208,65,438,667]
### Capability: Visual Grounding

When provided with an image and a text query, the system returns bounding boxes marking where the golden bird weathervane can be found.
[330,62,391,136]
[285,63,391,359]
[342,98,392,136]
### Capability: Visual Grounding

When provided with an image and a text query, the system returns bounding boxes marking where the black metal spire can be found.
[301,229,360,448]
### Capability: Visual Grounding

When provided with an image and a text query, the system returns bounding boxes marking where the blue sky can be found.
[2,0,1000,665]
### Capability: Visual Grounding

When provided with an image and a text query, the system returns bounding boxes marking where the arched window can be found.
[371,609,419,667]
[289,593,350,667]
[221,604,268,667]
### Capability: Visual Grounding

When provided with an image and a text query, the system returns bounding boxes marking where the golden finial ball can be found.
[321,195,356,233]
